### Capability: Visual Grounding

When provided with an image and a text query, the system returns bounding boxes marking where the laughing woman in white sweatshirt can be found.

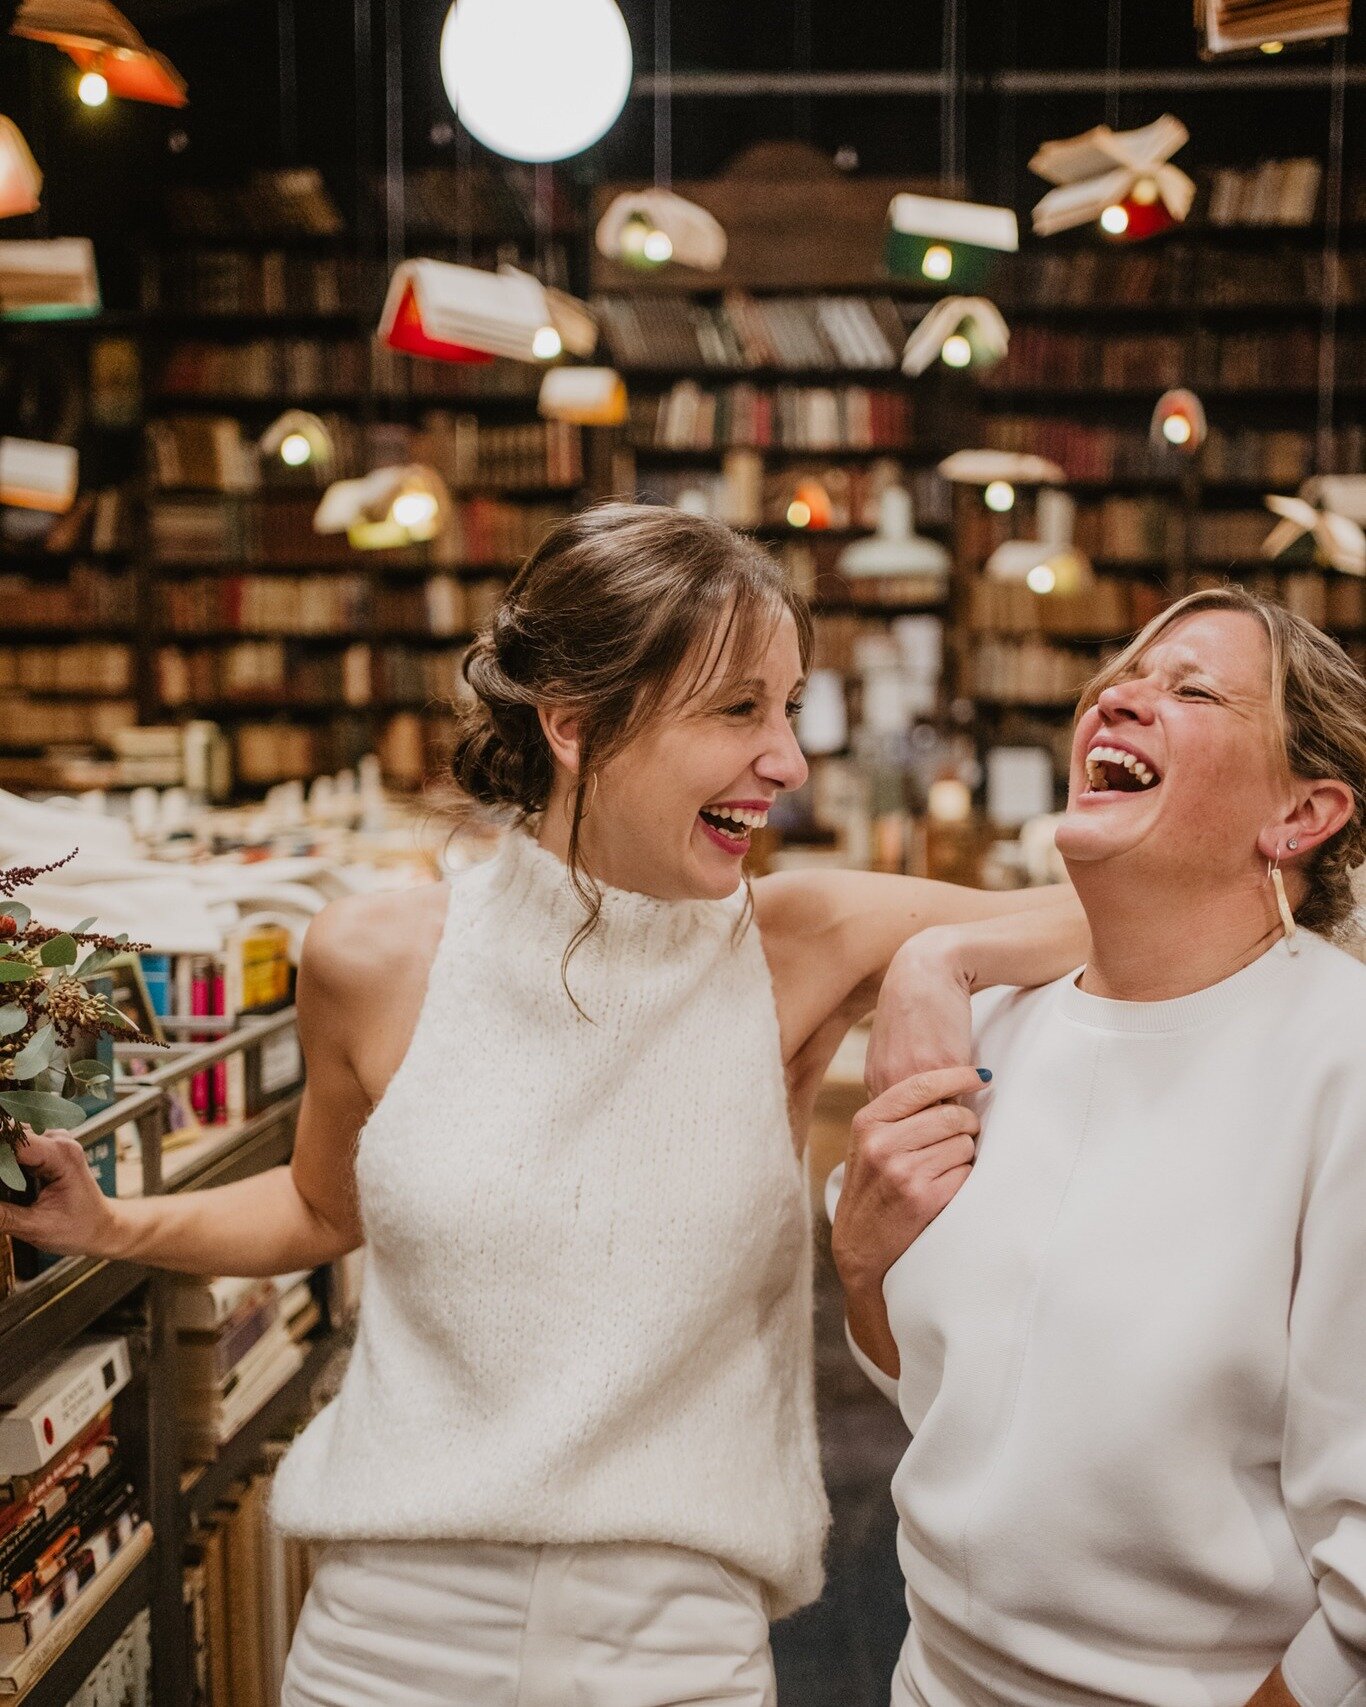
[832,586,1366,1707]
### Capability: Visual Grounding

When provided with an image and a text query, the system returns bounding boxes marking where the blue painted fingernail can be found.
[977,1069,993,1083]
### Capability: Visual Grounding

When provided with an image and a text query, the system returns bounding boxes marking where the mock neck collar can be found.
[483,828,740,957]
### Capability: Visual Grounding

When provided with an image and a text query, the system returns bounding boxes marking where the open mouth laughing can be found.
[697,801,769,854]
[1083,743,1162,797]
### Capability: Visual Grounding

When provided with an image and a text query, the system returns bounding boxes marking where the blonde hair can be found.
[1079,585,1366,940]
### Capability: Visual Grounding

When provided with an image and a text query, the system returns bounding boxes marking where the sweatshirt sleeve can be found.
[824,1162,902,1405]
[1279,1079,1366,1707]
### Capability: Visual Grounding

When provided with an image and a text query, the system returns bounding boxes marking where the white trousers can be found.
[279,1537,777,1707]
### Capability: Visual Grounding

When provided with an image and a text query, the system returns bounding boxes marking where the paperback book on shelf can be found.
[0,1520,152,1696]
[0,1339,131,1479]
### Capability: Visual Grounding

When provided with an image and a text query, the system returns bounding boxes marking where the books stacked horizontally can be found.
[184,1453,316,1707]
[0,1337,153,1696]
[1196,0,1351,58]
[173,1273,320,1463]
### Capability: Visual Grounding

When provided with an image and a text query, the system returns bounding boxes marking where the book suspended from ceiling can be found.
[1196,0,1351,55]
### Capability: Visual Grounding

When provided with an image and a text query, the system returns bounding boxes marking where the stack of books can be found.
[173,1273,319,1463]
[0,1338,153,1696]
[594,293,912,372]
[631,382,915,453]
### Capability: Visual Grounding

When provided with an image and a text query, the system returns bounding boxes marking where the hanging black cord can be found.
[278,0,298,164]
[1105,0,1122,133]
[654,0,672,190]
[941,0,965,191]
[382,0,405,287]
[1316,37,1347,474]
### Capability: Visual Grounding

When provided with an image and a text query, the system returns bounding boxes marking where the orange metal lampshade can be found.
[12,2,188,107]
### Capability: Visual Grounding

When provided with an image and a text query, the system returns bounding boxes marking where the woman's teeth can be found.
[699,806,767,838]
[1085,745,1158,792]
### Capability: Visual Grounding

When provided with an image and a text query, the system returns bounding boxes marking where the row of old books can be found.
[159,572,497,637]
[631,382,917,453]
[149,494,568,566]
[999,245,1366,311]
[0,486,133,559]
[1198,159,1324,227]
[154,338,541,404]
[142,250,364,319]
[983,416,1365,490]
[156,644,468,710]
[594,293,913,372]
[0,567,135,631]
[957,499,1184,566]
[968,638,1103,707]
[233,714,393,786]
[0,1337,153,1698]
[161,168,346,240]
[634,463,951,534]
[0,643,134,695]
[984,327,1366,393]
[0,697,136,749]
[968,578,1169,638]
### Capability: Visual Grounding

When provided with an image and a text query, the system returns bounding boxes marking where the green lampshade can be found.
[885,193,1018,291]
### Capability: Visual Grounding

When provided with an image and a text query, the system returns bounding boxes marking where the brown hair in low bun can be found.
[447,501,813,993]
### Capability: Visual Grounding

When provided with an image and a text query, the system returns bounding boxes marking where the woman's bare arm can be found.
[0,895,409,1278]
[757,868,1088,1067]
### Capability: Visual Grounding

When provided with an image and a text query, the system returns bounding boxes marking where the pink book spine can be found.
[210,964,227,1125]
[190,958,210,1120]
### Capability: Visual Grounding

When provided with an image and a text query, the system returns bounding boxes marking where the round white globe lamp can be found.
[440,0,633,163]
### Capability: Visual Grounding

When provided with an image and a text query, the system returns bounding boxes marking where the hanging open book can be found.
[11,0,187,106]
[0,238,99,318]
[379,259,597,366]
[0,119,41,221]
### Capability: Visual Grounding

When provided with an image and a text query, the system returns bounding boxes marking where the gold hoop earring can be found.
[580,773,599,819]
[1268,850,1299,955]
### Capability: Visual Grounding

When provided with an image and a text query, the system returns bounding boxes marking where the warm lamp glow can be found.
[280,432,312,467]
[77,70,109,106]
[392,490,439,531]
[984,479,1016,513]
[1162,413,1193,446]
[1130,177,1160,206]
[642,229,673,264]
[1026,564,1057,594]
[941,333,973,368]
[928,778,973,822]
[531,324,563,360]
[922,243,954,281]
[1099,203,1130,235]
[787,500,812,529]
[439,0,632,163]
[1261,38,1284,52]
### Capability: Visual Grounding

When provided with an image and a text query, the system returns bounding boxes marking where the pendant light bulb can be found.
[1026,564,1057,595]
[941,333,973,368]
[1162,413,1192,447]
[922,243,954,281]
[78,70,109,106]
[984,480,1016,513]
[642,228,673,264]
[1100,202,1130,235]
[532,324,563,361]
[279,432,312,467]
[392,489,439,531]
[439,0,633,163]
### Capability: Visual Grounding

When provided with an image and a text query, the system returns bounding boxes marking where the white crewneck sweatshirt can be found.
[270,831,829,1618]
[836,933,1366,1707]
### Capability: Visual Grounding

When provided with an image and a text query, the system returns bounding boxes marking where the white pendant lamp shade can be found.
[839,484,950,579]
[440,0,633,163]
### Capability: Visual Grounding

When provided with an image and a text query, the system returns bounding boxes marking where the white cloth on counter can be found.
[831,934,1366,1707]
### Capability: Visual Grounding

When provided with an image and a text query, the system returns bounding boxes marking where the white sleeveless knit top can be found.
[269,830,828,1616]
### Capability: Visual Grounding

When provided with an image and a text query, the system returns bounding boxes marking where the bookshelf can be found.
[0,1014,346,1707]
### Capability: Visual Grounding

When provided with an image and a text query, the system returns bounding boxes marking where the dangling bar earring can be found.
[1269,848,1299,955]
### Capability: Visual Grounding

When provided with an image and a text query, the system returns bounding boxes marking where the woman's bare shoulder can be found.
[302,882,450,990]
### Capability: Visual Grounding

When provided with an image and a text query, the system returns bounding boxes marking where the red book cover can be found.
[210,962,227,1124]
[190,956,210,1120]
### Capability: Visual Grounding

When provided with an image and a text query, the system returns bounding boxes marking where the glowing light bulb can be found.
[1162,413,1193,447]
[984,480,1015,513]
[1130,177,1159,206]
[392,490,439,531]
[642,229,673,264]
[78,71,109,107]
[280,432,312,467]
[941,333,973,369]
[532,324,563,360]
[787,500,812,529]
[921,244,953,282]
[1026,564,1057,595]
[927,778,972,822]
[1100,203,1130,236]
[1260,37,1284,51]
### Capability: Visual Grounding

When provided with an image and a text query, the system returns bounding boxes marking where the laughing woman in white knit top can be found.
[833,587,1366,1707]
[0,505,1087,1707]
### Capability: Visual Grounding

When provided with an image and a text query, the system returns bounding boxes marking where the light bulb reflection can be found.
[984,480,1015,513]
[78,71,109,107]
[921,244,953,282]
[1162,413,1193,447]
[1026,564,1057,595]
[941,333,973,369]
[392,491,439,531]
[1100,203,1130,236]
